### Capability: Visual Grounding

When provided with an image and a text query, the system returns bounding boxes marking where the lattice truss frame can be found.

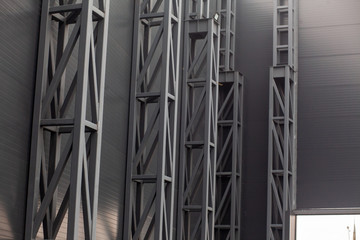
[185,0,210,19]
[215,72,243,240]
[25,0,109,239]
[267,0,298,239]
[177,18,219,240]
[219,0,236,72]
[123,0,181,239]
[214,0,244,238]
[273,0,296,68]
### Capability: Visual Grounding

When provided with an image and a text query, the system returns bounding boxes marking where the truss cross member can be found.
[215,71,243,240]
[177,18,220,240]
[219,0,236,72]
[123,0,182,239]
[25,0,110,239]
[267,66,296,240]
[214,0,245,238]
[267,0,298,239]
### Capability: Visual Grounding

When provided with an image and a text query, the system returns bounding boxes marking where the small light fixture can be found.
[213,12,219,23]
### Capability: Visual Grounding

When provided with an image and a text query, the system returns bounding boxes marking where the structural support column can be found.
[266,0,298,239]
[177,6,220,238]
[215,72,243,240]
[25,0,110,239]
[215,0,244,238]
[123,0,181,239]
[219,0,236,72]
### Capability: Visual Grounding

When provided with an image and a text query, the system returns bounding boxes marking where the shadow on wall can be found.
[0,0,40,239]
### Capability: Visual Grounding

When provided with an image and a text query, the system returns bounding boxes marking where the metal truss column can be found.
[123,0,181,239]
[214,0,244,238]
[177,5,220,238]
[215,72,243,240]
[219,0,236,72]
[266,0,298,239]
[25,0,110,239]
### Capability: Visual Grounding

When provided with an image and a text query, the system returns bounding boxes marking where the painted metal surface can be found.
[1,0,360,239]
[215,72,243,240]
[267,66,297,240]
[214,0,244,238]
[177,17,220,240]
[25,0,110,239]
[219,0,236,72]
[123,0,181,239]
[266,0,298,239]
[296,0,360,209]
[0,0,133,239]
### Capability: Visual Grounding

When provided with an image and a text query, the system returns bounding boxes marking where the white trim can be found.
[294,208,360,215]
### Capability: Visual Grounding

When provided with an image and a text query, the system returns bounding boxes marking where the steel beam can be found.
[123,0,182,239]
[215,71,243,240]
[25,0,110,239]
[177,17,220,240]
[266,0,298,239]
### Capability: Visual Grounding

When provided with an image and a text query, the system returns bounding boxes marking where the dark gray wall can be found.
[0,1,40,239]
[0,0,133,239]
[297,0,360,209]
[236,0,272,239]
[236,0,360,239]
[92,0,133,238]
[1,0,360,239]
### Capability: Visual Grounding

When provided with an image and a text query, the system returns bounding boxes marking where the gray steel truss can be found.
[185,0,210,19]
[219,0,236,72]
[25,0,109,239]
[267,0,298,239]
[215,0,244,238]
[215,72,243,240]
[177,14,220,240]
[123,0,181,239]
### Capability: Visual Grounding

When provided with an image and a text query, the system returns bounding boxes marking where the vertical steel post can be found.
[215,72,243,240]
[177,0,220,235]
[219,0,235,72]
[123,0,182,239]
[266,0,298,239]
[25,0,110,239]
[214,0,244,238]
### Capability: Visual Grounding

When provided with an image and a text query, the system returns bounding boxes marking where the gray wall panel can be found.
[236,0,273,239]
[0,1,40,239]
[95,0,133,236]
[297,0,360,209]
[236,0,360,238]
